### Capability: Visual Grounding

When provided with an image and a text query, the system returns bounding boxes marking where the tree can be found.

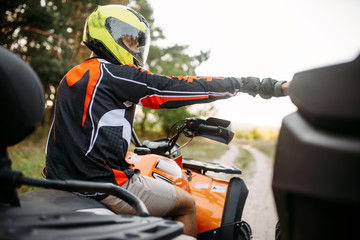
[1,0,213,132]
[0,0,110,114]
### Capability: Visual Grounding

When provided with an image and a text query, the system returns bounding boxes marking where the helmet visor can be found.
[105,17,150,66]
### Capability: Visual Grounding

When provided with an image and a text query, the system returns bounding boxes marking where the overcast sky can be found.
[147,0,360,127]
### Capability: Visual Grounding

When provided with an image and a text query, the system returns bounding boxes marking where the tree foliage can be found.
[1,0,109,108]
[1,0,213,133]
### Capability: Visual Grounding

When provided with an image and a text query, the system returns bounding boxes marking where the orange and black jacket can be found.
[45,57,285,194]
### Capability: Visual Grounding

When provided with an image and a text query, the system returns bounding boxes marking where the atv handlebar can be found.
[132,117,234,158]
[185,117,234,144]
[198,123,220,133]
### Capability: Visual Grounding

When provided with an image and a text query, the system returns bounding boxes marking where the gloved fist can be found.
[238,77,288,99]
[237,77,261,97]
[260,78,287,99]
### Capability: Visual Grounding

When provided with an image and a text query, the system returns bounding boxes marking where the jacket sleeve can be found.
[142,74,243,109]
[106,64,286,109]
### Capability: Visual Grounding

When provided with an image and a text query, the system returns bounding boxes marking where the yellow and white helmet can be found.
[83,5,150,66]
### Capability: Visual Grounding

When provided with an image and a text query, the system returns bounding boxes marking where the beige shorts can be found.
[101,170,177,217]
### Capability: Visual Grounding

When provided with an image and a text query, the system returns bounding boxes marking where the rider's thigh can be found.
[101,172,177,217]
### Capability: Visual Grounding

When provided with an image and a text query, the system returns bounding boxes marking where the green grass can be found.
[180,137,230,161]
[235,146,255,169]
[248,139,277,159]
[8,125,49,193]
[235,139,276,160]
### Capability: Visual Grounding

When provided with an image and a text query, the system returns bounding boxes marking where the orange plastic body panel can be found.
[126,152,158,176]
[187,170,228,233]
[125,152,229,234]
[125,152,189,191]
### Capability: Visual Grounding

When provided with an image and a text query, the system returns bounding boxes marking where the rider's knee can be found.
[170,187,196,216]
[182,190,196,212]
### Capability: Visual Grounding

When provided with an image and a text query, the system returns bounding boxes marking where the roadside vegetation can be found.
[180,138,230,161]
[235,147,255,169]
[8,125,49,193]
[235,126,278,160]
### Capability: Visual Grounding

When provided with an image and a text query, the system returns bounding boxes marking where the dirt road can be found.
[208,143,278,240]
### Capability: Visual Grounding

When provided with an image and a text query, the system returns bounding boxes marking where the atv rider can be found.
[45,5,290,237]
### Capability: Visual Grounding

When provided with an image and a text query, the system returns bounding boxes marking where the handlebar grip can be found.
[198,124,221,133]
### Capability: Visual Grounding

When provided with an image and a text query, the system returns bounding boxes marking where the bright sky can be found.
[148,0,360,128]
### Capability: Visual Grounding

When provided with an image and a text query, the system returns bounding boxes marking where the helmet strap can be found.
[83,41,121,65]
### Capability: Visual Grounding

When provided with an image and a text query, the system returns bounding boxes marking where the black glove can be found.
[238,77,287,99]
[260,78,287,99]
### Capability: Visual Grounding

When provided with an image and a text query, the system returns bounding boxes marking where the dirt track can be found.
[208,143,278,240]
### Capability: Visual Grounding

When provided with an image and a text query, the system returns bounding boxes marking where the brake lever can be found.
[167,124,187,150]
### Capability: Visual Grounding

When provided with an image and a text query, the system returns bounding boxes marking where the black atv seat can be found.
[0,46,44,148]
[19,189,110,213]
